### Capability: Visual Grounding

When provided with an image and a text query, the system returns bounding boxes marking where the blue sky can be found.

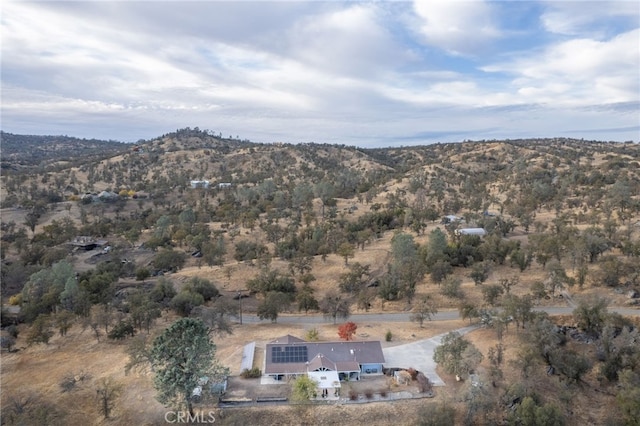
[1,0,638,147]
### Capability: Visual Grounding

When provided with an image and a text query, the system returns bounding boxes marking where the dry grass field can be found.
[1,138,639,425]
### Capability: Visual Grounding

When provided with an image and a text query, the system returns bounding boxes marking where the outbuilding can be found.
[454,228,487,237]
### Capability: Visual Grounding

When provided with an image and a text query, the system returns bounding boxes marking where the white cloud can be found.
[483,29,640,105]
[412,0,500,56]
[1,1,638,145]
[541,1,640,36]
[287,4,406,77]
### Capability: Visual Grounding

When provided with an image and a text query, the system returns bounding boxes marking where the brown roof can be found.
[264,339,385,375]
[270,335,305,344]
[307,353,337,371]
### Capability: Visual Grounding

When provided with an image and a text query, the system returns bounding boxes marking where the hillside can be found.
[1,130,639,425]
[0,131,130,170]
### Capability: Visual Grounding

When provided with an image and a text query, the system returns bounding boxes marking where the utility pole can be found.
[237,290,243,325]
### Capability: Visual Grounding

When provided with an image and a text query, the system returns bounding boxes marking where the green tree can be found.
[22,260,76,321]
[459,302,479,324]
[150,278,177,307]
[184,277,219,302]
[440,276,464,300]
[108,320,136,340]
[390,232,424,303]
[128,292,161,333]
[616,369,640,425]
[503,294,534,329]
[257,292,290,323]
[509,397,566,426]
[546,259,568,297]
[433,331,483,379]
[469,261,491,285]
[425,228,448,267]
[153,248,186,272]
[150,318,228,416]
[573,296,608,338]
[338,262,370,295]
[336,242,355,265]
[135,268,151,282]
[246,268,295,296]
[297,284,319,313]
[430,259,452,284]
[481,284,504,307]
[201,236,226,267]
[26,314,54,345]
[170,291,204,317]
[291,375,318,402]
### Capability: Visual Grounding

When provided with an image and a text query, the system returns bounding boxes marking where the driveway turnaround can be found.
[382,325,479,386]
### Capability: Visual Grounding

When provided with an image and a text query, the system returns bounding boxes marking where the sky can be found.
[1,0,639,147]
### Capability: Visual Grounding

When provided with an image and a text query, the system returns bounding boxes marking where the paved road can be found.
[240,306,639,324]
[240,305,637,389]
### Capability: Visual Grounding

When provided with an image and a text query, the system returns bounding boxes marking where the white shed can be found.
[455,228,487,237]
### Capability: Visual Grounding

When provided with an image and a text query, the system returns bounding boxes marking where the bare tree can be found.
[96,377,122,419]
[410,296,438,327]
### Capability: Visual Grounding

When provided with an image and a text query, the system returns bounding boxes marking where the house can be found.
[97,191,119,201]
[190,180,210,189]
[442,215,462,224]
[264,335,385,384]
[455,228,487,237]
[69,236,109,251]
[217,182,232,189]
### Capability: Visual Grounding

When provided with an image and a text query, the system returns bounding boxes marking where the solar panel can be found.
[271,346,308,363]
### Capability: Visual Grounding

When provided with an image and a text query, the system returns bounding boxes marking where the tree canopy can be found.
[150,318,228,416]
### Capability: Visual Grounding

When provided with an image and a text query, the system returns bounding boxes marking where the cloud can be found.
[286,4,407,78]
[540,0,640,37]
[412,0,501,56]
[483,29,640,105]
[1,1,638,146]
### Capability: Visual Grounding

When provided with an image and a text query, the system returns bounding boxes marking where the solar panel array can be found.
[271,346,308,363]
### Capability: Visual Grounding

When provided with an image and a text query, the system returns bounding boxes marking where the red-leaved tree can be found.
[337,322,357,341]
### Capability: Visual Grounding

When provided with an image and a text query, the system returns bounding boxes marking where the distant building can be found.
[455,228,487,237]
[217,182,232,189]
[190,180,210,189]
[442,215,462,224]
[69,236,109,250]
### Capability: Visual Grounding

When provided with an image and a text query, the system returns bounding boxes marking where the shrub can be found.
[135,268,150,282]
[380,389,388,398]
[107,320,136,340]
[306,328,320,341]
[349,390,358,401]
[240,367,262,379]
[385,330,393,342]
[338,321,357,341]
[170,290,204,317]
[364,389,373,399]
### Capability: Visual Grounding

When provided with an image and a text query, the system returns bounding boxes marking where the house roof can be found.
[307,353,337,371]
[270,335,305,344]
[456,228,487,236]
[264,338,385,375]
